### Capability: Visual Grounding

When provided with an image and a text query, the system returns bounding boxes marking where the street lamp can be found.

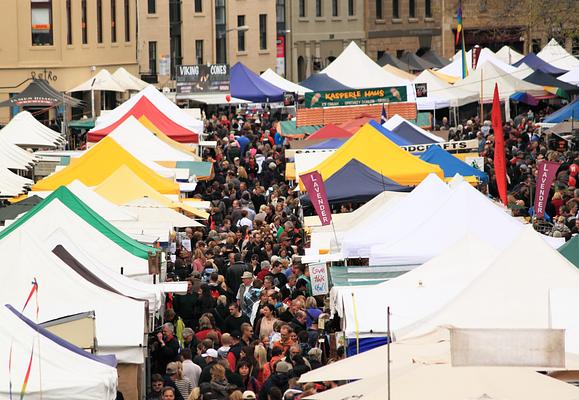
[216,26,249,64]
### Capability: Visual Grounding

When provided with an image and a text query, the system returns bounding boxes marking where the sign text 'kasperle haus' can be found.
[304,86,408,108]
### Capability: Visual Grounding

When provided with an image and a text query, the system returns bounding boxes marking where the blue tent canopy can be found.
[368,120,411,146]
[389,120,440,144]
[419,145,488,182]
[299,73,351,91]
[306,138,346,149]
[301,158,412,204]
[230,62,285,102]
[513,53,568,75]
[544,99,579,123]
[523,70,579,97]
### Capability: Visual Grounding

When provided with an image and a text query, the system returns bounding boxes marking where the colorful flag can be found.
[381,104,388,125]
[534,161,560,218]
[300,171,332,226]
[491,83,507,205]
[456,0,463,45]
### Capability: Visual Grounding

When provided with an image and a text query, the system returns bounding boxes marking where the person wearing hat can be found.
[242,390,256,400]
[237,271,254,313]
[198,348,219,385]
[165,362,191,400]
[259,361,292,400]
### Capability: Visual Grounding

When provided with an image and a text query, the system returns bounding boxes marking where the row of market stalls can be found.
[0,84,214,398]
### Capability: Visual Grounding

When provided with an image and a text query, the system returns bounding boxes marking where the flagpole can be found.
[480,68,484,120]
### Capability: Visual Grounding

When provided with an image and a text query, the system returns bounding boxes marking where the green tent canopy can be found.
[559,235,579,268]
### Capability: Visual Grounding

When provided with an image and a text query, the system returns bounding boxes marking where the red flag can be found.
[492,83,507,205]
[300,171,333,226]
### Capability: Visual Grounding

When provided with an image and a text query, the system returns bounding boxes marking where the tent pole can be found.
[91,88,95,120]
[433,104,436,130]
[387,306,391,400]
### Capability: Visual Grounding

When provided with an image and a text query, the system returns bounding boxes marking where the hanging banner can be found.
[276,36,285,76]
[176,64,230,94]
[534,161,560,218]
[300,171,332,226]
[304,86,407,108]
[310,263,329,296]
[400,139,478,153]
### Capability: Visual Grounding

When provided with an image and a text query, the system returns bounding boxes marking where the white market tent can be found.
[0,304,118,399]
[0,111,63,148]
[1,196,151,278]
[0,230,146,363]
[559,67,579,86]
[108,116,198,162]
[0,168,33,197]
[320,41,416,101]
[260,68,312,95]
[442,48,518,78]
[294,151,335,181]
[382,114,445,143]
[340,174,450,258]
[455,61,544,102]
[538,38,579,71]
[93,85,204,134]
[111,197,203,239]
[332,235,499,337]
[369,180,563,266]
[305,364,579,400]
[67,180,137,221]
[48,228,165,313]
[495,45,525,64]
[398,229,579,355]
[68,69,126,93]
[413,69,479,108]
[112,67,150,91]
[0,136,38,170]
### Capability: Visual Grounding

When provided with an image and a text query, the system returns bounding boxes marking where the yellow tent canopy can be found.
[429,69,459,84]
[300,123,444,188]
[94,165,208,219]
[33,136,179,194]
[383,64,417,81]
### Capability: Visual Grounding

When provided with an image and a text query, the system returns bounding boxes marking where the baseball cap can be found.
[242,391,256,400]
[166,362,178,375]
[202,348,218,358]
[275,360,293,374]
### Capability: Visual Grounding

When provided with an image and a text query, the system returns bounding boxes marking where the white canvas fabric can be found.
[260,69,312,95]
[333,235,499,337]
[454,62,544,102]
[293,151,335,179]
[369,181,563,266]
[0,168,33,197]
[0,305,118,399]
[68,69,125,92]
[93,85,204,134]
[382,114,445,142]
[340,174,450,258]
[108,116,198,162]
[441,48,513,77]
[559,67,579,86]
[67,180,137,222]
[112,67,150,91]
[1,198,151,278]
[320,42,416,101]
[495,45,525,64]
[0,136,37,170]
[398,229,579,354]
[413,69,479,107]
[537,39,579,71]
[0,231,146,363]
[0,111,63,148]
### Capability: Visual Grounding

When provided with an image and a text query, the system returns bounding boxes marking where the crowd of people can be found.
[146,100,578,400]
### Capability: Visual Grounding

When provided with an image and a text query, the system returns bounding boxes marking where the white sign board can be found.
[310,263,329,296]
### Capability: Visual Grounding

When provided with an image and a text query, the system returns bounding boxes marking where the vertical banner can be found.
[472,45,482,70]
[276,36,285,76]
[534,161,560,218]
[300,171,332,226]
[310,263,329,296]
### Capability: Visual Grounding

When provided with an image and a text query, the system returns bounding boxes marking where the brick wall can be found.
[296,103,417,126]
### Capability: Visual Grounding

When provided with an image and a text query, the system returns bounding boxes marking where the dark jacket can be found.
[226,262,248,295]
[259,373,290,400]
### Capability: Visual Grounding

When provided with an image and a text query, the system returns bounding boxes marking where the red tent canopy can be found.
[88,96,199,143]
[338,114,379,134]
[305,124,353,141]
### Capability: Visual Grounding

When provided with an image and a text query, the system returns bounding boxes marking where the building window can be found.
[194,0,202,12]
[348,0,355,16]
[149,41,157,74]
[332,0,339,16]
[215,0,226,63]
[148,0,155,14]
[392,0,399,19]
[375,0,382,19]
[97,0,103,43]
[299,0,306,17]
[31,0,53,46]
[237,15,246,51]
[259,14,267,50]
[66,0,72,45]
[377,50,385,59]
[111,0,117,42]
[425,0,431,17]
[195,40,203,64]
[81,0,88,44]
[316,0,322,17]
[124,0,130,41]
[409,0,415,18]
